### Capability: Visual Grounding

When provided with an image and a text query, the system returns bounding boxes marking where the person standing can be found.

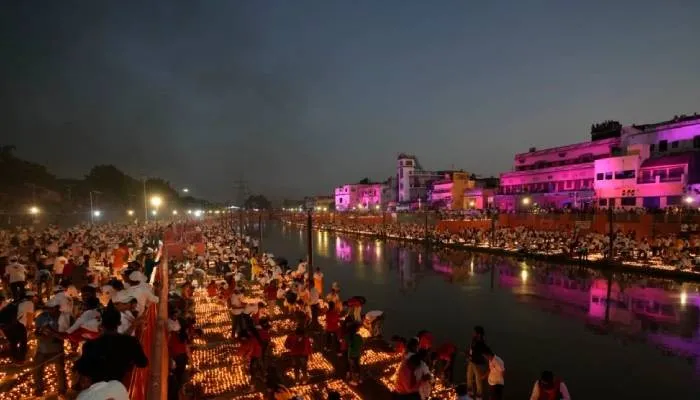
[484,347,505,400]
[52,251,68,286]
[34,298,67,396]
[313,267,324,294]
[4,256,26,300]
[346,323,364,386]
[284,327,312,383]
[466,326,488,400]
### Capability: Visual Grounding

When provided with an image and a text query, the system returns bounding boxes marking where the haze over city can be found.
[2,0,700,202]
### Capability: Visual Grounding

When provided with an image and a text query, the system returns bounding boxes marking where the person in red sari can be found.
[284,326,312,382]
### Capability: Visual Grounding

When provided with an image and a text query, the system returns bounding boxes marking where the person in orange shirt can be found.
[111,242,128,276]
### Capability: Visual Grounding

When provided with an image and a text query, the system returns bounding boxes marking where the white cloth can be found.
[77,380,129,400]
[230,293,244,315]
[487,355,505,385]
[4,263,26,283]
[53,256,68,274]
[119,311,136,335]
[128,283,159,315]
[17,300,34,327]
[67,309,101,334]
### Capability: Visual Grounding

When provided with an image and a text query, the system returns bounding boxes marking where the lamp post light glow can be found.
[29,206,40,215]
[93,210,102,218]
[183,188,189,193]
[172,210,178,215]
[187,210,192,214]
[127,209,135,216]
[150,196,163,208]
[151,210,157,216]
[522,197,531,206]
[684,196,694,205]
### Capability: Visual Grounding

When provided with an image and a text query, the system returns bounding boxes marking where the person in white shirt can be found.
[66,297,101,342]
[127,271,159,315]
[529,370,571,400]
[4,257,27,300]
[484,348,505,400]
[113,291,138,335]
[17,291,37,330]
[76,380,129,400]
[230,289,245,338]
[53,253,68,285]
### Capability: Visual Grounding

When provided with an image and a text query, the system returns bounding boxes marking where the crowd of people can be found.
[170,221,572,400]
[0,223,159,399]
[0,218,577,400]
[315,220,700,273]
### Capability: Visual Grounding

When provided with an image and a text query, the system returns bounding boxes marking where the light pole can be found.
[150,195,163,223]
[143,177,148,222]
[306,208,313,288]
[89,191,101,224]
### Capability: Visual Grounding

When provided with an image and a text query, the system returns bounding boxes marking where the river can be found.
[259,221,699,399]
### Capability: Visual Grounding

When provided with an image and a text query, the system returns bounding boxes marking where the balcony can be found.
[637,175,684,184]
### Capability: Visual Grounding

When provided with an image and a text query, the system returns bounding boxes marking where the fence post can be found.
[148,249,169,400]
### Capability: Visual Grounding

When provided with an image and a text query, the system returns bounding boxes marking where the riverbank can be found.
[283,220,700,283]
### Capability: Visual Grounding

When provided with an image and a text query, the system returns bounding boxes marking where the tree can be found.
[358,177,370,184]
[244,194,272,210]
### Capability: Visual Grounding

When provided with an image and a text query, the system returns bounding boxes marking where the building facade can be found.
[428,171,475,210]
[334,182,386,211]
[497,114,700,210]
[396,153,443,208]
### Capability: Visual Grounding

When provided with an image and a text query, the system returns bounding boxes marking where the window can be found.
[653,169,667,180]
[598,198,608,206]
[694,136,700,149]
[671,141,679,149]
[400,169,403,178]
[399,183,403,190]
[338,198,343,204]
[668,167,684,179]
[659,140,668,152]
[604,172,613,180]
[621,197,636,206]
[405,160,413,167]
[614,170,635,179]
[667,196,682,206]
[596,173,604,180]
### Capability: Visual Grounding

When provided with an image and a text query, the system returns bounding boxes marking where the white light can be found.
[215,210,221,214]
[684,196,694,204]
[150,196,163,207]
[194,210,203,217]
[183,188,189,193]
[93,210,102,217]
[151,210,157,216]
[127,209,135,216]
[522,197,531,205]
[680,291,687,306]
[187,209,192,214]
[172,210,178,215]
[29,206,40,215]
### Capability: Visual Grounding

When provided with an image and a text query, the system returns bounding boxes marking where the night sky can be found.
[2,1,700,202]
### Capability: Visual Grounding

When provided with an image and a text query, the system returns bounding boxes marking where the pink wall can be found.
[513,137,619,166]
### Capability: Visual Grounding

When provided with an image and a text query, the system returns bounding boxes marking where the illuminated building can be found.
[428,171,475,210]
[335,182,386,211]
[396,153,443,208]
[498,114,700,210]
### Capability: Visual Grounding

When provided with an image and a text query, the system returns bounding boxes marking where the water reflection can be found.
[327,232,700,368]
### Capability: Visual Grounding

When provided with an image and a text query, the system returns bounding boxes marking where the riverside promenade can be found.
[279,214,700,282]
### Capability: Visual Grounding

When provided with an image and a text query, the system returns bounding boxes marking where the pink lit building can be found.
[498,114,700,210]
[334,182,386,211]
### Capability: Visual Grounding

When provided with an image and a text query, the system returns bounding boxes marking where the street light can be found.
[29,206,40,215]
[150,196,163,208]
[187,209,192,214]
[182,188,189,193]
[172,210,178,215]
[127,209,135,216]
[522,197,531,206]
[684,196,694,205]
[151,210,157,216]
[93,210,102,217]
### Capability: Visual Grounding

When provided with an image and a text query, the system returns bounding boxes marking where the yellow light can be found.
[127,209,135,216]
[469,200,475,207]
[151,210,157,216]
[187,209,192,214]
[680,291,687,306]
[28,206,40,215]
[150,195,163,207]
[522,197,531,205]
[172,210,178,215]
[521,269,529,282]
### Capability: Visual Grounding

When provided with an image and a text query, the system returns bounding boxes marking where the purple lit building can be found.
[497,114,700,210]
[334,182,386,211]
